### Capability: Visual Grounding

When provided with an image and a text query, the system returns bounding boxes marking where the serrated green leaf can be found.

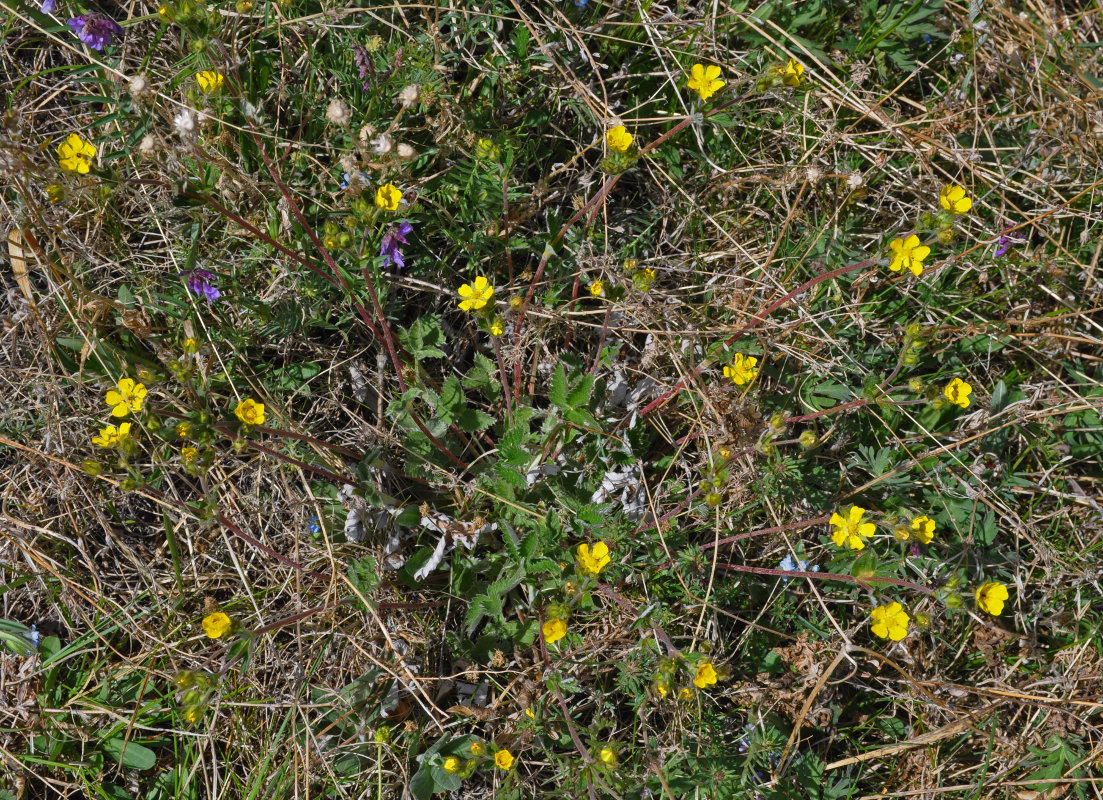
[457,408,494,433]
[549,364,568,408]
[439,375,466,415]
[566,374,594,409]
[398,316,446,360]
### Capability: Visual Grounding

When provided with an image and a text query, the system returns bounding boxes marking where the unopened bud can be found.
[325,99,350,127]
[397,84,420,108]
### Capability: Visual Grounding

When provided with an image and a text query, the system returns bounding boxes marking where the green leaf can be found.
[101,737,156,770]
[439,376,467,416]
[398,316,446,360]
[348,556,380,609]
[549,364,568,408]
[566,374,594,409]
[463,353,501,400]
[457,408,495,433]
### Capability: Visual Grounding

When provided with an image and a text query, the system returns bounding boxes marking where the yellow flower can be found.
[184,705,202,723]
[909,515,935,544]
[542,617,567,644]
[943,378,972,409]
[457,276,494,312]
[105,378,148,417]
[201,611,232,639]
[606,125,633,153]
[235,398,266,425]
[634,267,656,291]
[693,661,718,689]
[442,757,460,772]
[829,506,875,550]
[58,133,96,173]
[778,58,804,87]
[176,422,192,438]
[976,582,1009,615]
[686,63,725,101]
[375,183,402,211]
[678,687,693,700]
[92,422,131,447]
[181,446,198,466]
[494,749,514,770]
[870,602,910,641]
[654,680,669,699]
[470,741,485,756]
[888,234,931,277]
[196,70,224,92]
[489,317,504,336]
[576,541,611,576]
[722,353,759,386]
[598,746,617,766]
[524,708,535,719]
[939,184,972,215]
[589,280,605,298]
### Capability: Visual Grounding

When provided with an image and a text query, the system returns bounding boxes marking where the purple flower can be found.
[186,269,221,303]
[995,229,1026,257]
[380,221,413,269]
[67,13,123,50]
[41,0,57,14]
[354,45,371,91]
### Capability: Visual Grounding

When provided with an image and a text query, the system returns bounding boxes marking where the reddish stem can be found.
[715,563,934,596]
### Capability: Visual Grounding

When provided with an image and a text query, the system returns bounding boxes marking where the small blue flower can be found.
[779,554,819,580]
[340,170,369,190]
[308,515,321,534]
[41,0,58,14]
[22,624,40,650]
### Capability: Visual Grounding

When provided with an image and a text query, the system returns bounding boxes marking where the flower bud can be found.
[397,84,420,108]
[128,74,149,100]
[325,99,350,126]
[371,133,394,155]
[798,430,816,449]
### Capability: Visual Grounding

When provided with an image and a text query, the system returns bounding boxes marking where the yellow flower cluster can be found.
[870,602,910,641]
[106,378,148,417]
[722,353,758,386]
[375,183,402,211]
[606,125,633,153]
[686,64,725,101]
[201,611,232,639]
[235,398,266,425]
[944,378,972,408]
[576,541,611,576]
[196,70,224,92]
[542,616,567,645]
[457,276,494,312]
[829,506,875,551]
[58,133,96,173]
[976,581,1009,615]
[92,422,131,448]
